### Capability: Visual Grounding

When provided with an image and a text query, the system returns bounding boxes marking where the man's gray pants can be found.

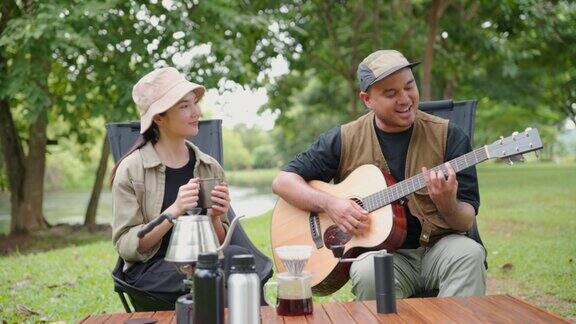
[350,234,487,300]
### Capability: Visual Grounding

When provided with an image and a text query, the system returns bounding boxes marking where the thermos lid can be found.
[230,254,256,273]
[197,252,219,269]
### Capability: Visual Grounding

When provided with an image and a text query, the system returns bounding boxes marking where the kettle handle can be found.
[137,213,175,238]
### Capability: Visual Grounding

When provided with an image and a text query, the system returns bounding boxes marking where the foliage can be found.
[222,128,253,170]
[268,74,349,162]
[0,0,275,232]
[223,126,280,170]
[255,0,575,155]
[2,0,575,231]
[45,126,111,191]
[0,159,6,191]
[252,144,280,169]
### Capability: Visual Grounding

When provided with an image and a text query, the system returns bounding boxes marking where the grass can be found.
[0,162,574,322]
[0,241,117,323]
[476,163,576,317]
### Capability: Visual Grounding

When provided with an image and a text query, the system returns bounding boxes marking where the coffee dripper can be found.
[264,245,314,316]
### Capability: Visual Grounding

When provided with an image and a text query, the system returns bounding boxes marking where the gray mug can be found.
[199,178,222,209]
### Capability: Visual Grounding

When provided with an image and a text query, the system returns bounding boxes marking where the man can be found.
[272,50,486,299]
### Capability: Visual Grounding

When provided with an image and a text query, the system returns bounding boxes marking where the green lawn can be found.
[475,163,576,317]
[0,163,574,322]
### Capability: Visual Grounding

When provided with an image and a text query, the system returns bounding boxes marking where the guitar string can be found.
[363,147,488,212]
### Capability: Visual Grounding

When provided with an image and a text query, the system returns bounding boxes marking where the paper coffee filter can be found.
[275,245,313,275]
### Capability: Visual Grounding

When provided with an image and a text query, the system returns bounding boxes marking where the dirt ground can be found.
[0,224,111,255]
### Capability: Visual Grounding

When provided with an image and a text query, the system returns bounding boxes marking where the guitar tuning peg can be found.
[525,127,532,132]
[499,136,504,144]
[507,158,514,166]
[535,150,540,159]
[512,131,519,140]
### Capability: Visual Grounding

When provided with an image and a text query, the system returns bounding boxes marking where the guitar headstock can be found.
[486,128,543,160]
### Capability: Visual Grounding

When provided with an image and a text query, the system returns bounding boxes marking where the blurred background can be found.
[0,0,574,321]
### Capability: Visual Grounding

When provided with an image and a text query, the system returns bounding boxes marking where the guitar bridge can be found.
[309,213,324,249]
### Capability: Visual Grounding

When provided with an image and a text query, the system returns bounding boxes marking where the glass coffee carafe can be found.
[264,245,314,316]
[264,271,313,316]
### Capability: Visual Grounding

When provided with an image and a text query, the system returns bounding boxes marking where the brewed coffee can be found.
[276,297,313,316]
[265,246,315,316]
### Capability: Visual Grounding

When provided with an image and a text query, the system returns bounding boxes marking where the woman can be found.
[111,66,245,304]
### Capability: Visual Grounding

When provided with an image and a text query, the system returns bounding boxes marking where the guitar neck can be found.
[363,146,489,212]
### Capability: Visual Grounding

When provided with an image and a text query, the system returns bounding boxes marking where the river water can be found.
[0,186,277,234]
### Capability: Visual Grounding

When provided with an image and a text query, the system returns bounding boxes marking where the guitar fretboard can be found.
[362,147,488,212]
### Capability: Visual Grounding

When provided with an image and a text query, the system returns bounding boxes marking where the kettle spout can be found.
[216,215,245,252]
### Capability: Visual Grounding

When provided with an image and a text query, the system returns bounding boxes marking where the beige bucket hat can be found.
[132,67,206,134]
[357,50,420,92]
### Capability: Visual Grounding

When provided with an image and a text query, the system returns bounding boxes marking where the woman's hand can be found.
[210,181,231,220]
[167,178,200,217]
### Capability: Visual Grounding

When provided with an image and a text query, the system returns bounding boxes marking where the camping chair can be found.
[419,99,484,248]
[106,119,274,312]
[111,257,174,312]
[411,99,486,298]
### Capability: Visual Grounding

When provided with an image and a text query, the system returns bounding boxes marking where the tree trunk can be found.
[0,101,26,232]
[10,110,50,233]
[84,135,110,230]
[422,0,448,101]
[372,0,381,51]
[442,78,458,99]
[0,0,49,234]
[348,0,364,118]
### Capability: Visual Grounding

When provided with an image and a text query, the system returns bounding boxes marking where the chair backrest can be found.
[419,99,477,146]
[418,99,485,250]
[106,120,224,165]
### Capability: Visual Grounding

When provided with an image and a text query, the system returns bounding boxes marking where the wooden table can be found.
[80,294,569,323]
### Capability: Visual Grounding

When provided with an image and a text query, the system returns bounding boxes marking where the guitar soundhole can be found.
[323,225,352,250]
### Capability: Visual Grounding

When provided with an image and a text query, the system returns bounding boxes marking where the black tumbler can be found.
[374,252,397,313]
[193,252,225,324]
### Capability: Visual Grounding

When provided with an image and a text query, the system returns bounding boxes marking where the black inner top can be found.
[156,147,197,258]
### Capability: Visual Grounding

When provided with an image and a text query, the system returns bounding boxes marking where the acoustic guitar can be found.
[271,128,543,295]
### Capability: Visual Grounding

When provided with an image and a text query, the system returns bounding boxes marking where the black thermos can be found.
[193,252,225,324]
[374,252,397,313]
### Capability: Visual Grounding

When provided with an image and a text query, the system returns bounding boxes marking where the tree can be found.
[0,1,68,233]
[0,0,275,233]
[258,0,574,156]
[76,0,278,226]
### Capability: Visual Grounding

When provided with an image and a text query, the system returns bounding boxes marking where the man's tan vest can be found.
[338,110,461,246]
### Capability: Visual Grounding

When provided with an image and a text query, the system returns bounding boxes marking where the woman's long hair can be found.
[109,120,163,187]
